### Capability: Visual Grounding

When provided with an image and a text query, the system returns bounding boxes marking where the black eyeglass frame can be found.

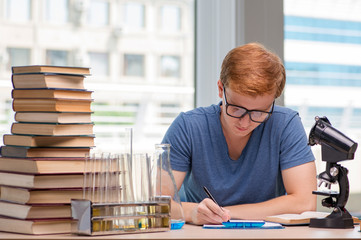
[223,87,275,123]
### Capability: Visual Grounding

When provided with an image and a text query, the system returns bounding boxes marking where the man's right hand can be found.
[190,198,231,225]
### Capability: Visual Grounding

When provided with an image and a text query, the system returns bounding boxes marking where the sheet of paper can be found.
[203,220,284,229]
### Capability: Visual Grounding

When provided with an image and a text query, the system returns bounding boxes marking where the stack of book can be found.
[0,65,94,235]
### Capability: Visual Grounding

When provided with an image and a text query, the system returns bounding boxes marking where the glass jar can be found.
[153,144,185,229]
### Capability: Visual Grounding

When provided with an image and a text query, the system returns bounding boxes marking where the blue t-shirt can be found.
[162,103,315,207]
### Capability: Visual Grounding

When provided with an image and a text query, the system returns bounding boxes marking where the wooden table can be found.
[0,224,360,240]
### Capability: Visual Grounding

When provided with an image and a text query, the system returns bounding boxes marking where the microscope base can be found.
[309,207,354,229]
[309,217,353,229]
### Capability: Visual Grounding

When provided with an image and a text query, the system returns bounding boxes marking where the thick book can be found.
[12,65,90,75]
[11,122,94,135]
[0,186,117,204]
[12,73,86,89]
[12,98,93,112]
[15,112,92,123]
[0,157,86,174]
[0,216,71,234]
[12,89,92,100]
[0,172,84,189]
[0,146,90,158]
[0,201,71,219]
[1,186,84,204]
[3,134,95,147]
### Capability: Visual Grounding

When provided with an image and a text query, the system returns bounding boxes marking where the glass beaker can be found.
[152,144,185,230]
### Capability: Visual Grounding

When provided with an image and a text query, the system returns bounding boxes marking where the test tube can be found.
[108,154,116,203]
[132,153,143,202]
[91,153,97,202]
[122,153,135,229]
[112,154,121,230]
[97,153,105,203]
[83,154,90,200]
[122,153,134,203]
[146,153,152,201]
[114,154,121,203]
[83,153,97,202]
[104,153,110,203]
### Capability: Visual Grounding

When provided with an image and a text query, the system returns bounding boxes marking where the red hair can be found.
[220,42,285,98]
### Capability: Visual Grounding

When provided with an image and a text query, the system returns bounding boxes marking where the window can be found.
[87,0,109,26]
[124,54,145,77]
[46,50,69,66]
[123,2,145,30]
[160,55,180,78]
[6,0,31,22]
[284,0,361,196]
[44,0,69,24]
[7,48,31,69]
[284,0,361,129]
[0,0,194,153]
[160,5,181,32]
[93,101,138,126]
[160,103,180,118]
[89,52,109,76]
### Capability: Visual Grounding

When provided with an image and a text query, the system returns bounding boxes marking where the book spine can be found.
[11,99,15,112]
[11,74,16,88]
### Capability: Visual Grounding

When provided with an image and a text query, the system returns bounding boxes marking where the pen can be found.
[203,186,230,222]
[203,186,221,206]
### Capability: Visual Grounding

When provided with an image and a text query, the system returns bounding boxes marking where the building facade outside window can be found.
[46,50,69,66]
[160,5,181,32]
[87,0,109,26]
[6,0,31,22]
[123,2,145,30]
[89,52,109,76]
[0,0,195,154]
[160,55,180,78]
[284,0,361,196]
[124,54,145,77]
[44,0,69,24]
[6,48,31,69]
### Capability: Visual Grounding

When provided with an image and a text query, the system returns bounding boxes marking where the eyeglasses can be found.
[223,87,274,123]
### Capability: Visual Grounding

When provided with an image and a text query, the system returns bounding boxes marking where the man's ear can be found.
[217,80,223,99]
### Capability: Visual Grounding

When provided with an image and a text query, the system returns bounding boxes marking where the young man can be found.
[162,42,317,225]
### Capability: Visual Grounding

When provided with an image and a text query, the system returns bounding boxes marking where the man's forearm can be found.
[224,193,317,220]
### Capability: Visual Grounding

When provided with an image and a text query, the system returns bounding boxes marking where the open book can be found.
[265,211,360,225]
[265,211,329,225]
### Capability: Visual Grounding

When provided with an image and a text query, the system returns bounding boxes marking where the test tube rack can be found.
[71,196,171,236]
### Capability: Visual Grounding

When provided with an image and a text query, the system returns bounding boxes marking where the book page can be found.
[266,211,329,220]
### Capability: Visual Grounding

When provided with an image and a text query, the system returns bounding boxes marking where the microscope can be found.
[308,116,358,228]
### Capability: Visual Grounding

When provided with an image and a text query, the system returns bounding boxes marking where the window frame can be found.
[195,0,284,107]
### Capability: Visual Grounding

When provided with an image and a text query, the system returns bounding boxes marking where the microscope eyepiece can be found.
[308,116,357,159]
